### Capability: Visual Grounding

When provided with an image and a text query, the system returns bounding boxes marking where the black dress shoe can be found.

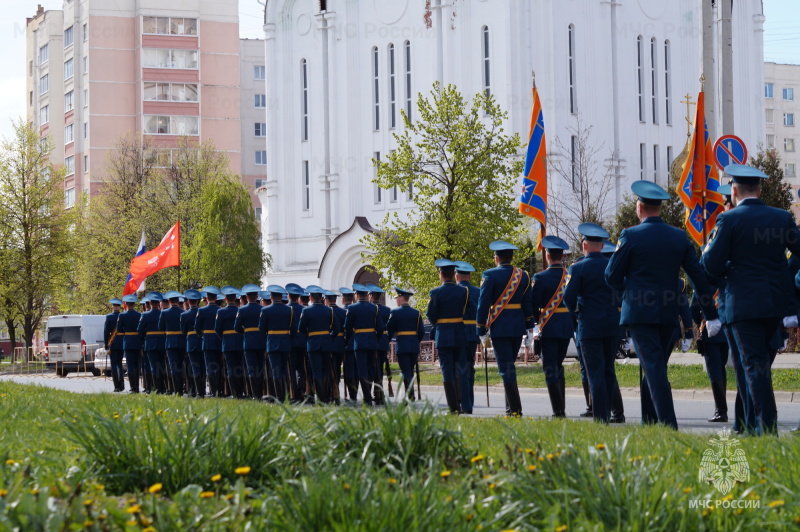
[609,414,626,424]
[708,410,728,423]
[579,408,593,418]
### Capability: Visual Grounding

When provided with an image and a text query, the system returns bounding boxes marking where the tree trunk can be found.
[5,319,16,361]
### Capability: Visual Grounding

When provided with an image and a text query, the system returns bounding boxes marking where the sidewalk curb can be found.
[416,385,799,403]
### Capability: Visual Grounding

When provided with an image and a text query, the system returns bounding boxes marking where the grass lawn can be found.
[1,381,799,530]
[397,362,800,391]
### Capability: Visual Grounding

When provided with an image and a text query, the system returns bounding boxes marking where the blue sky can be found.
[0,0,797,140]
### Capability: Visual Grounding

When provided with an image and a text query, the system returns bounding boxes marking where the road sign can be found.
[713,135,748,170]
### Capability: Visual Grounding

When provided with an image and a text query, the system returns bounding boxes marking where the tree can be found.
[184,174,267,287]
[547,117,616,249]
[363,83,532,307]
[749,147,794,213]
[0,120,77,357]
[71,135,267,313]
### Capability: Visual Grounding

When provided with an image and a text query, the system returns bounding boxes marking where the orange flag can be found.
[122,222,180,296]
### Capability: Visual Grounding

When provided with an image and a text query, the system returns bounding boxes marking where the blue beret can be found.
[164,290,182,300]
[301,290,310,297]
[259,291,270,300]
[285,285,305,296]
[724,163,767,180]
[489,240,518,252]
[352,283,369,292]
[631,180,670,204]
[578,223,610,242]
[266,284,287,295]
[184,289,202,300]
[339,287,355,295]
[241,283,261,294]
[540,235,570,251]
[221,285,237,293]
[221,287,238,296]
[109,298,123,305]
[453,261,475,273]
[601,240,617,254]
[324,290,339,298]
[365,283,384,294]
[122,295,138,304]
[394,286,414,297]
[140,297,150,304]
[146,291,163,301]
[201,286,221,296]
[434,258,456,268]
[305,285,325,295]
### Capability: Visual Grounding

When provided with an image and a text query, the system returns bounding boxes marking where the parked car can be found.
[44,315,105,377]
[93,347,127,377]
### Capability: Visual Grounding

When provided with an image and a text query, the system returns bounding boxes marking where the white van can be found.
[45,315,106,377]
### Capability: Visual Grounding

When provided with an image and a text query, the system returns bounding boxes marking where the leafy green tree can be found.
[185,174,267,287]
[749,147,794,213]
[72,135,267,313]
[363,83,532,307]
[610,175,686,243]
[0,120,77,356]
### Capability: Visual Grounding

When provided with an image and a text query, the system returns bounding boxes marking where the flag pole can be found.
[531,70,549,271]
[700,75,708,246]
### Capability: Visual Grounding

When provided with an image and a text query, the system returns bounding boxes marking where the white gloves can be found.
[706,319,722,338]
[681,339,692,353]
[533,325,541,338]
[783,315,799,328]
[524,329,534,347]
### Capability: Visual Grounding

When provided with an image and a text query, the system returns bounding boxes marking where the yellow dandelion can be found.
[489,483,496,490]
[759,466,767,473]
[466,514,474,521]
[685,449,692,455]
[143,527,156,532]
[200,491,215,498]
[30,488,39,495]
[234,466,251,475]
[175,419,182,424]
[440,471,451,478]
[141,517,153,526]
[445,495,453,502]
[84,520,94,527]
[538,456,545,462]
[0,489,7,497]
[126,504,141,514]
[113,413,120,419]
[126,521,138,526]
[387,478,397,485]
[500,528,517,532]
[595,444,606,450]
[768,500,785,509]
[156,409,163,415]
[721,494,734,502]
[83,499,93,506]
[94,484,104,491]
[5,459,17,466]
[735,509,744,516]
[148,483,162,494]
[547,453,555,460]
[343,483,351,491]
[598,473,604,479]
[483,474,491,480]
[702,509,710,518]
[211,474,222,482]
[471,454,485,463]
[527,465,537,472]
[524,448,534,455]
[683,487,692,494]
[795,516,800,524]
[556,526,568,532]
[224,493,235,501]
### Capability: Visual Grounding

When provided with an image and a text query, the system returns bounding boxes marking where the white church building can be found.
[258,0,766,290]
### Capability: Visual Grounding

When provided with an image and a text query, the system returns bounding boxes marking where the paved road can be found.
[2,373,800,434]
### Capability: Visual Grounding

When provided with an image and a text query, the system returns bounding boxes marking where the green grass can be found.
[1,381,800,530]
[398,363,800,391]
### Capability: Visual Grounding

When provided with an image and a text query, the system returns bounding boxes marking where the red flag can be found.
[123,222,181,296]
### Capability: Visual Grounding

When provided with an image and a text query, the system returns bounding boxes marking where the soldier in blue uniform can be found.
[601,240,626,423]
[343,283,384,406]
[137,292,167,394]
[286,284,312,403]
[339,287,359,403]
[690,276,729,423]
[116,295,142,393]
[564,223,621,423]
[137,296,154,393]
[259,285,295,402]
[607,180,719,430]
[181,289,204,398]
[104,298,125,392]
[298,285,340,404]
[427,259,470,414]
[476,241,534,417]
[702,164,800,435]
[326,289,347,402]
[159,291,186,395]
[453,262,480,414]
[216,287,245,399]
[367,284,391,405]
[386,287,425,400]
[234,284,268,400]
[531,236,574,418]
[195,286,223,397]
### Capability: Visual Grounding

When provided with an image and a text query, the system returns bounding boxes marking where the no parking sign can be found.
[713,135,748,170]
